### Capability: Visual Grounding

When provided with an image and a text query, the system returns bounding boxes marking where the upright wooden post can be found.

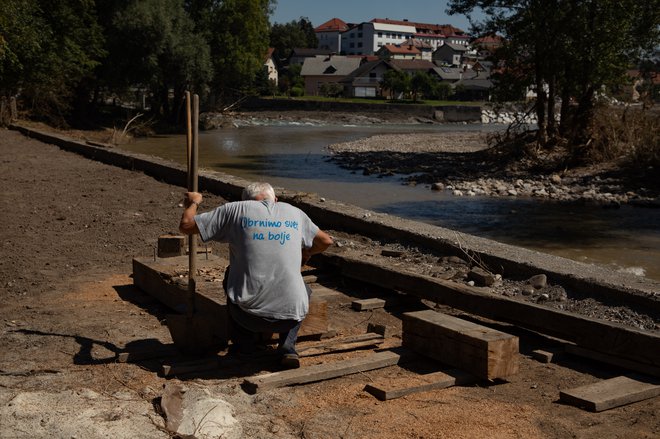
[0,97,7,126]
[9,97,17,121]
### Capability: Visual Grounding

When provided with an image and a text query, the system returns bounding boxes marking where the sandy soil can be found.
[1,128,659,438]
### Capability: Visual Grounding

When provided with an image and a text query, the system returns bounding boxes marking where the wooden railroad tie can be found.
[352,298,386,311]
[560,376,660,412]
[402,310,519,380]
[242,350,403,394]
[364,369,476,401]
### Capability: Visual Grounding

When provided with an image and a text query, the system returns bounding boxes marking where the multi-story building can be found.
[341,20,417,55]
[314,18,349,53]
[372,19,469,50]
[325,18,469,56]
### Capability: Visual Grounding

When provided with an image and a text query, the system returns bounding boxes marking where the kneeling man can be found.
[179,182,333,368]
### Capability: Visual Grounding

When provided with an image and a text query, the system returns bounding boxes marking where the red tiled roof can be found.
[264,47,275,62]
[380,44,421,55]
[473,35,504,47]
[315,18,349,32]
[402,38,434,49]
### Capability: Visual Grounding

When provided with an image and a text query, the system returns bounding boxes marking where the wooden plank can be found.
[364,369,476,401]
[559,376,660,412]
[352,298,386,311]
[309,284,348,303]
[531,349,556,364]
[301,297,327,336]
[299,333,384,357]
[565,345,660,378]
[402,310,519,380]
[316,252,660,372]
[242,350,402,394]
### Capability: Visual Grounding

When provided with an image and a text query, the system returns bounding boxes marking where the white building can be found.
[338,18,470,56]
[341,21,417,55]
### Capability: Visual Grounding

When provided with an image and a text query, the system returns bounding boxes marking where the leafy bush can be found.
[587,105,659,168]
[290,86,304,97]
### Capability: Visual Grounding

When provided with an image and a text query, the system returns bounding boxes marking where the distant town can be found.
[266,17,503,101]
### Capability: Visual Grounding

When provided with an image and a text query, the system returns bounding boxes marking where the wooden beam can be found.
[298,333,384,357]
[403,310,519,380]
[565,345,660,378]
[364,369,476,400]
[316,252,660,372]
[352,298,386,311]
[560,376,660,412]
[531,349,557,364]
[242,350,402,394]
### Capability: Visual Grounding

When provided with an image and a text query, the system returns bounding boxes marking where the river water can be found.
[120,123,660,281]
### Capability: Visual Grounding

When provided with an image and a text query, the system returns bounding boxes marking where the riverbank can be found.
[208,109,660,206]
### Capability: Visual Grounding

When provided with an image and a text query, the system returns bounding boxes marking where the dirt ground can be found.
[1,128,659,438]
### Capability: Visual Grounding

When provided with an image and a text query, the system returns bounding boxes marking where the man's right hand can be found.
[184,192,203,207]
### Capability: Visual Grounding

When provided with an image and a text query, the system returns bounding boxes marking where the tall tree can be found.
[270,17,319,59]
[381,69,410,100]
[448,0,660,152]
[108,0,212,121]
[0,0,105,125]
[206,0,273,104]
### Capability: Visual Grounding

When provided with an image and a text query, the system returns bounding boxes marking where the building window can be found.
[350,42,355,48]
[378,32,383,37]
[358,32,363,38]
[358,42,362,48]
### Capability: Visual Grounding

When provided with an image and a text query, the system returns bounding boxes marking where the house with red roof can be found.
[314,18,349,53]
[376,44,422,60]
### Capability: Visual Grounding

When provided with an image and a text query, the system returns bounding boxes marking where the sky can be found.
[270,0,482,32]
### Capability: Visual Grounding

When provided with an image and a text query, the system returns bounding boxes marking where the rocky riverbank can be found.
[327,132,659,206]
[200,109,657,206]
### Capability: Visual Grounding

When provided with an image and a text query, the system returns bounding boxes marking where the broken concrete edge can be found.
[10,123,659,311]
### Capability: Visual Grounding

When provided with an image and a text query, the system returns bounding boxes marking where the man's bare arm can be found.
[302,229,333,264]
[179,192,202,235]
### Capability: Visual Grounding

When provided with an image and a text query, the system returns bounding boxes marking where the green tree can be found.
[410,71,434,101]
[0,0,105,125]
[206,0,273,103]
[381,69,410,100]
[448,0,660,153]
[108,0,212,121]
[270,17,318,59]
[279,63,304,95]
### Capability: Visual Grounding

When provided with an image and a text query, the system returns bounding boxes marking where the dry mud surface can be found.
[1,128,659,438]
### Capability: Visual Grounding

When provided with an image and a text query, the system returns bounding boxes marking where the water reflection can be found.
[122,124,660,281]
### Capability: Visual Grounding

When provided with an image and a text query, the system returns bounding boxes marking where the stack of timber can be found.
[402,310,519,380]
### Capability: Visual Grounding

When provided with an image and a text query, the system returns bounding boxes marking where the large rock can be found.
[161,383,242,439]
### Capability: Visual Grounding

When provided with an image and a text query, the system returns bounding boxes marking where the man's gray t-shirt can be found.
[194,200,319,321]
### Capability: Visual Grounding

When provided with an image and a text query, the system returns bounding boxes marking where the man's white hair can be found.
[242,182,276,201]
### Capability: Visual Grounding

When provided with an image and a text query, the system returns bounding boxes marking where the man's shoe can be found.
[280,353,300,369]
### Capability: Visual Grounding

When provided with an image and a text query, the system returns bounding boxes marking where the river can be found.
[119,123,660,282]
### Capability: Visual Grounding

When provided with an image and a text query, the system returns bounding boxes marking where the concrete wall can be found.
[10,123,659,313]
[241,97,484,122]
